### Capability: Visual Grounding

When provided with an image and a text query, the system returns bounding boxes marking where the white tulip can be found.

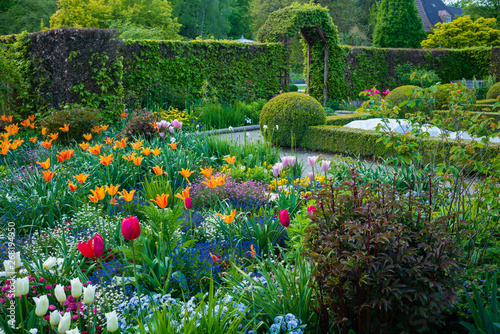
[29,329,38,334]
[83,285,96,304]
[57,312,71,334]
[14,252,22,269]
[33,295,49,316]
[66,329,80,334]
[106,310,119,332]
[3,260,15,277]
[54,284,66,303]
[14,277,29,297]
[50,310,60,326]
[70,278,82,298]
[43,257,57,270]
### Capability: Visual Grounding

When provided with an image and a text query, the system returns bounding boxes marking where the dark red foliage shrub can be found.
[305,170,463,334]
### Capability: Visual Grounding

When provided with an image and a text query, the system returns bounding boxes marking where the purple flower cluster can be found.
[190,174,268,210]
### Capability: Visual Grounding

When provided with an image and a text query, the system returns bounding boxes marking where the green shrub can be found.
[395,63,441,88]
[384,85,423,117]
[470,99,500,112]
[119,109,158,139]
[486,82,500,99]
[40,105,103,143]
[259,92,326,147]
[433,83,472,109]
[193,99,246,130]
[289,84,299,92]
[305,175,463,333]
[326,113,371,126]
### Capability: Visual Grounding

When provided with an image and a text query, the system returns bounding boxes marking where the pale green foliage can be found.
[421,15,500,48]
[49,0,181,40]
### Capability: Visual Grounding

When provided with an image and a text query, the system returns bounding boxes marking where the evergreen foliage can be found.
[373,0,426,48]
[0,0,57,35]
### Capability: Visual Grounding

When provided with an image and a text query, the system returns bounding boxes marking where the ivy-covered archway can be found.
[257,3,347,105]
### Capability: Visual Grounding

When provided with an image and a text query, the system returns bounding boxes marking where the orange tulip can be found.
[28,115,35,121]
[40,139,53,149]
[223,156,236,165]
[174,187,191,201]
[90,186,106,201]
[149,122,158,131]
[41,127,48,136]
[150,193,169,209]
[110,197,119,205]
[28,122,35,129]
[20,119,31,127]
[29,136,37,143]
[119,189,135,202]
[48,133,59,140]
[83,133,92,141]
[74,173,90,183]
[141,147,152,156]
[130,140,144,150]
[100,124,109,131]
[168,142,178,150]
[132,155,143,166]
[36,158,50,169]
[179,168,193,183]
[200,166,213,178]
[209,252,220,263]
[203,176,218,189]
[88,195,99,203]
[152,166,164,175]
[79,142,89,151]
[5,124,19,136]
[99,154,113,166]
[91,126,102,134]
[1,115,13,123]
[59,124,70,132]
[104,137,114,145]
[151,147,161,156]
[122,152,136,161]
[89,144,103,155]
[10,139,23,150]
[0,143,9,155]
[68,180,77,191]
[42,170,56,182]
[249,245,256,258]
[57,150,74,163]
[105,184,120,196]
[114,138,127,149]
[216,174,226,186]
[216,209,237,224]
[120,112,128,119]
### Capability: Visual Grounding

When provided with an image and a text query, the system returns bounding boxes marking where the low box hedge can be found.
[300,124,500,166]
[326,113,371,126]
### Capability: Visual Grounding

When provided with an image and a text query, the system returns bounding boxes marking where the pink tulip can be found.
[172,119,182,129]
[281,156,288,168]
[307,205,318,214]
[308,156,319,168]
[169,126,174,133]
[279,209,290,227]
[321,160,330,174]
[272,163,283,178]
[308,172,314,182]
[287,156,296,167]
[121,217,141,241]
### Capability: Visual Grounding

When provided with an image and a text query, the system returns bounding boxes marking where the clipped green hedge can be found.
[326,113,371,126]
[300,125,500,166]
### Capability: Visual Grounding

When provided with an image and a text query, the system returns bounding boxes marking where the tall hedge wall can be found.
[339,46,495,99]
[1,28,287,118]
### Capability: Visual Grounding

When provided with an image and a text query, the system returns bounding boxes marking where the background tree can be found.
[373,0,426,47]
[50,0,181,40]
[0,0,57,35]
[463,0,500,27]
[228,0,252,38]
[421,15,500,48]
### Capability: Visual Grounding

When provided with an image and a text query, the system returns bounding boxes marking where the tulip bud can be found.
[321,160,330,174]
[43,257,57,270]
[308,156,319,168]
[121,216,141,240]
[14,277,29,297]
[280,156,289,168]
[279,209,290,227]
[287,156,296,168]
[3,260,15,277]
[71,278,83,298]
[106,310,119,332]
[57,312,71,334]
[33,295,49,316]
[184,197,193,210]
[14,252,22,269]
[308,172,314,182]
[83,285,96,304]
[66,329,80,334]
[50,310,60,326]
[54,284,66,303]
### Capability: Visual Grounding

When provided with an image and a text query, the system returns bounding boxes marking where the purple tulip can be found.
[272,163,283,178]
[281,156,289,168]
[287,156,296,167]
[321,160,330,174]
[308,172,314,182]
[169,126,174,133]
[308,156,319,168]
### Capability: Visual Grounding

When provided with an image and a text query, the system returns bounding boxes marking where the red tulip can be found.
[279,209,290,227]
[307,205,318,214]
[77,234,104,258]
[184,197,193,210]
[121,216,141,240]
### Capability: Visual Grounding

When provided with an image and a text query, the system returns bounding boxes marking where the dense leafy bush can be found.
[486,82,500,99]
[259,92,326,147]
[384,85,424,117]
[305,173,463,333]
[119,109,158,139]
[40,105,103,142]
[289,84,299,92]
[433,83,472,109]
[395,63,441,88]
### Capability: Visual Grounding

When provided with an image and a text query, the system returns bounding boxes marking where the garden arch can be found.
[257,3,346,105]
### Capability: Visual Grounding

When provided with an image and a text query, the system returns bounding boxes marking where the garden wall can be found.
[0,28,288,118]
[338,46,497,100]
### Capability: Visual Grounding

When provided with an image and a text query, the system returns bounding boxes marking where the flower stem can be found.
[131,240,144,321]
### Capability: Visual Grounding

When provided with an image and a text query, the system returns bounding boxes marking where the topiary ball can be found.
[432,83,472,110]
[289,84,299,92]
[384,85,423,118]
[486,82,500,100]
[259,92,326,147]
